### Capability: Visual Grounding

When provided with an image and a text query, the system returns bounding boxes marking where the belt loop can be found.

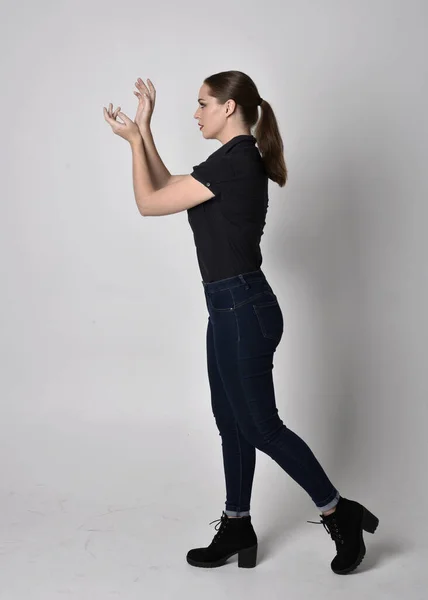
[238,274,250,290]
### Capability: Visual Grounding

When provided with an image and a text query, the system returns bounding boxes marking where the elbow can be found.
[137,198,148,216]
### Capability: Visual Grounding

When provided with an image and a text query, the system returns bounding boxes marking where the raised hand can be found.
[103,103,141,144]
[133,78,156,131]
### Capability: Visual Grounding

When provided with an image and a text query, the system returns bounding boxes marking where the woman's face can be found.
[194,83,227,139]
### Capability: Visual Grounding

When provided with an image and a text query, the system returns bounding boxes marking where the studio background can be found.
[1,0,427,598]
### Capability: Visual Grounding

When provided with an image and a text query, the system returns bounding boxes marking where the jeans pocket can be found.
[207,288,235,312]
[253,297,284,343]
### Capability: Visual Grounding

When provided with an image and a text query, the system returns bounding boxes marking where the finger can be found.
[136,78,150,95]
[103,108,124,134]
[103,107,115,124]
[117,111,130,123]
[134,87,147,105]
[147,79,156,100]
[104,107,117,125]
[113,106,121,118]
[134,91,143,103]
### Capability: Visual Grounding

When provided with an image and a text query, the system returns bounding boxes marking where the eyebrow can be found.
[198,98,206,102]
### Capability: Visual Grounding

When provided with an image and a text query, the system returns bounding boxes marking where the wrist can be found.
[138,123,151,136]
[130,135,143,148]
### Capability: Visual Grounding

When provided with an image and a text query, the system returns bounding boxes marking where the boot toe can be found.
[186,546,229,568]
[186,512,258,568]
[330,538,366,574]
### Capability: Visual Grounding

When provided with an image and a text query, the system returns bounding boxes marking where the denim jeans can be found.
[202,269,340,516]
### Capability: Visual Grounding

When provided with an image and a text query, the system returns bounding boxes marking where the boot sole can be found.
[186,543,258,568]
[332,505,379,575]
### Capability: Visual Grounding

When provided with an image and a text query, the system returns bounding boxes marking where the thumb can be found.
[118,111,130,123]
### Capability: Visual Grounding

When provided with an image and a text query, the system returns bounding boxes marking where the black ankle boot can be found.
[186,511,258,568]
[307,496,379,574]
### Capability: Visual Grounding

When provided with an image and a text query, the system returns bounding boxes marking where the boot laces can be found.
[209,512,229,544]
[307,515,344,544]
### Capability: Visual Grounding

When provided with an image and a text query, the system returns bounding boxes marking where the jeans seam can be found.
[270,426,337,500]
[234,308,243,511]
[235,420,243,512]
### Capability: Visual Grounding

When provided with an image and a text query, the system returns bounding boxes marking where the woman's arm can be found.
[130,138,156,214]
[133,80,187,189]
[140,126,185,189]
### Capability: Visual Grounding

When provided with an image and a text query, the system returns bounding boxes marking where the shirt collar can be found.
[211,134,256,158]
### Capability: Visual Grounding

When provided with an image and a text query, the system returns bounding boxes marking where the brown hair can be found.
[204,70,287,187]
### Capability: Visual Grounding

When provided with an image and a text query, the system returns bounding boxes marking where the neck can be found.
[217,126,252,145]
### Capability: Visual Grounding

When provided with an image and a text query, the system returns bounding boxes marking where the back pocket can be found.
[253,297,284,343]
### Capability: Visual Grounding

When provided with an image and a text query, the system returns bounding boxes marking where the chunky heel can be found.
[362,507,379,534]
[238,544,258,568]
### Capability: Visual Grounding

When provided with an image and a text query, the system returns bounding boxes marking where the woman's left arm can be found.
[103,104,156,214]
[129,138,156,215]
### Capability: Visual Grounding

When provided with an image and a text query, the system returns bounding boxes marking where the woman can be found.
[103,70,379,572]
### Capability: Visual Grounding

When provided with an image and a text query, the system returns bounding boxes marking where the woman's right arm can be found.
[134,79,187,189]
[140,126,186,189]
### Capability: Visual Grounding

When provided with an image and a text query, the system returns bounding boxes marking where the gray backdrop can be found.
[1,0,426,598]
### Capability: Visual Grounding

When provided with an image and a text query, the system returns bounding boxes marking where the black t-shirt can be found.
[188,134,269,283]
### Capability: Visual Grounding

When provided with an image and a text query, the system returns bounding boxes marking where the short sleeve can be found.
[190,155,236,196]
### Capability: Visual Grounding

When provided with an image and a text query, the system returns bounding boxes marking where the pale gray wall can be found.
[1,0,427,597]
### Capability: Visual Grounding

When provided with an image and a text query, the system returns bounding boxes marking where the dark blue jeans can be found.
[202,269,340,516]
